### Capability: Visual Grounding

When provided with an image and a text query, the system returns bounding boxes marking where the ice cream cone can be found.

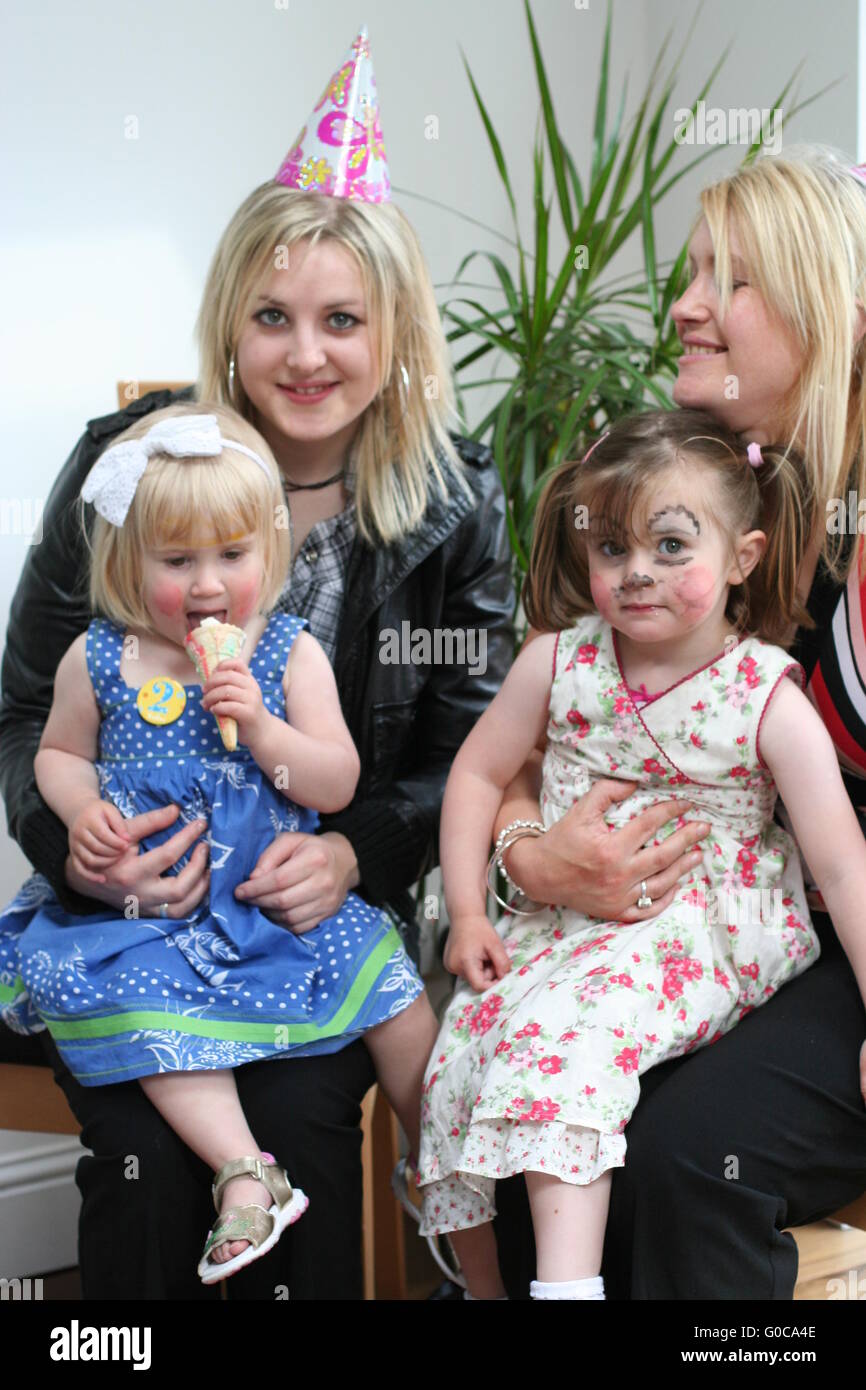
[184,616,246,750]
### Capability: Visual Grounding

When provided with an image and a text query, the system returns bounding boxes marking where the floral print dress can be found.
[417,617,819,1235]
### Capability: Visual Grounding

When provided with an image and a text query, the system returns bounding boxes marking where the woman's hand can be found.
[235,830,361,933]
[69,800,132,883]
[444,914,511,992]
[63,804,210,918]
[505,778,709,924]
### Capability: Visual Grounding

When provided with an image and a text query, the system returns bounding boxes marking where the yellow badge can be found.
[136,677,187,726]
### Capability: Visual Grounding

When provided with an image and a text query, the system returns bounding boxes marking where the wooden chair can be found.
[829,1191,866,1231]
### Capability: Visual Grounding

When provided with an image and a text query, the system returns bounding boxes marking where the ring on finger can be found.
[156,902,170,919]
[636,879,653,909]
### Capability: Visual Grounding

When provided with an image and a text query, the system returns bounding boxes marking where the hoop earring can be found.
[228,355,237,403]
[397,360,410,418]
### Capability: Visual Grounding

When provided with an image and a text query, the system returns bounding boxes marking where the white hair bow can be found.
[80,413,271,526]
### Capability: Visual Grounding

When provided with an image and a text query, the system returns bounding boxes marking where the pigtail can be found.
[522,457,594,633]
[743,447,815,645]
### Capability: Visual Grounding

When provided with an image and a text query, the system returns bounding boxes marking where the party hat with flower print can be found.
[275,25,390,204]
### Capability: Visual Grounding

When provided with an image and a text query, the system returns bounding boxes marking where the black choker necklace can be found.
[281,468,346,493]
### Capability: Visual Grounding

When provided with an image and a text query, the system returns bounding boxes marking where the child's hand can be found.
[444,914,511,992]
[69,800,132,883]
[200,659,267,745]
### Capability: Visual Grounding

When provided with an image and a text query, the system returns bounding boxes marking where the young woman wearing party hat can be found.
[0,26,513,1299]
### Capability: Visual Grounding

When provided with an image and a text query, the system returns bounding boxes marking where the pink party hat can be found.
[275,25,390,204]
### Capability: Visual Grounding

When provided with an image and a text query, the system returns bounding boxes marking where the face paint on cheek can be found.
[667,565,717,617]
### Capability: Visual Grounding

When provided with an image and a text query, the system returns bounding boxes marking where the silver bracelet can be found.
[484,818,546,917]
[494,819,545,891]
[485,847,544,916]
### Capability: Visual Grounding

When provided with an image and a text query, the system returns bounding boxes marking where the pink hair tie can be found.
[746,442,763,468]
[581,431,609,463]
[850,164,866,186]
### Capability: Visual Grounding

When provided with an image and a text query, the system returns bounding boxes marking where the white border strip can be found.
[860,0,866,159]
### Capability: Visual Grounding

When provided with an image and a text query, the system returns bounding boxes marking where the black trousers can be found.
[40,1031,375,1300]
[493,913,866,1299]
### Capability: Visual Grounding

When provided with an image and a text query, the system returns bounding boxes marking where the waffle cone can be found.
[183,617,246,750]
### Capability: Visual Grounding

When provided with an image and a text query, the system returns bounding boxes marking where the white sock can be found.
[530,1275,605,1301]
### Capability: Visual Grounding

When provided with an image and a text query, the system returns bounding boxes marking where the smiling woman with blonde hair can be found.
[197,182,470,544]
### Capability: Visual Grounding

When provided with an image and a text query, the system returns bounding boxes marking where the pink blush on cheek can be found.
[590,573,614,619]
[233,577,263,625]
[669,565,716,615]
[150,582,185,617]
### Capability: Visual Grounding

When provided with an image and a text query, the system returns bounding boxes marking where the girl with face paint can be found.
[484,149,866,1303]
[414,406,866,1302]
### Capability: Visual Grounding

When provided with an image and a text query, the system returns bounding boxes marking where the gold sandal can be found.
[197,1153,309,1284]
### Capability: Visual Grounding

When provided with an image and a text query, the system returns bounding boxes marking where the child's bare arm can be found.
[34,634,105,828]
[238,631,360,814]
[442,633,556,916]
[760,677,866,1010]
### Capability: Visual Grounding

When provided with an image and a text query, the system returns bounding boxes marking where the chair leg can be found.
[360,1085,377,1300]
[370,1089,407,1300]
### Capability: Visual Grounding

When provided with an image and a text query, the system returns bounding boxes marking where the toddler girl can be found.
[417,408,866,1300]
[0,403,438,1283]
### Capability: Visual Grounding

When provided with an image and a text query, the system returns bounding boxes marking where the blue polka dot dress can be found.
[0,613,423,1085]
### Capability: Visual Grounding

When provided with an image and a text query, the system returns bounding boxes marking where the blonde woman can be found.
[487,148,866,1299]
[0,182,513,1298]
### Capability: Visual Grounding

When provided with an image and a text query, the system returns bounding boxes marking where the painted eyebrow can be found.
[647,506,701,535]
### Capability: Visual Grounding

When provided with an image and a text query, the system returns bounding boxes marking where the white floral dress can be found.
[417,617,819,1235]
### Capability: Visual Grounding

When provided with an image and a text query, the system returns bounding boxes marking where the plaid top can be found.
[271,471,357,667]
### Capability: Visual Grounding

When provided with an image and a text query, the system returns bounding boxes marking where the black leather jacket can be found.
[0,390,514,935]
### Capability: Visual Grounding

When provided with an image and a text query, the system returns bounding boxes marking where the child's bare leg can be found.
[363,993,439,1157]
[140,1070,271,1265]
[525,1169,612,1282]
[448,1222,507,1299]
